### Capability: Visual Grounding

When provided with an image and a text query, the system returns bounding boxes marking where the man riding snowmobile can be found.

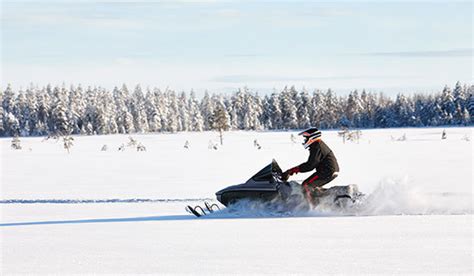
[282,127,340,204]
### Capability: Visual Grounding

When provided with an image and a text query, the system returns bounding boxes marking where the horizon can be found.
[1,81,470,99]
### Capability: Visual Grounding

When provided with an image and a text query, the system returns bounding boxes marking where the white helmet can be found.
[298,127,322,149]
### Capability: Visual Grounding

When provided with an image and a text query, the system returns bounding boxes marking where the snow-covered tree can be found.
[230,88,246,129]
[113,86,134,134]
[13,90,28,135]
[311,90,325,128]
[25,88,39,135]
[188,91,203,131]
[200,91,214,130]
[5,112,20,137]
[68,85,85,134]
[178,92,190,131]
[2,84,15,115]
[440,85,456,125]
[280,86,298,129]
[345,90,363,127]
[165,90,179,132]
[359,90,378,128]
[211,100,230,145]
[0,82,471,137]
[321,89,339,128]
[130,85,149,133]
[145,88,162,132]
[296,89,311,129]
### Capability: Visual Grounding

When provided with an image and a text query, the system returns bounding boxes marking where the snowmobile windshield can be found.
[249,159,283,182]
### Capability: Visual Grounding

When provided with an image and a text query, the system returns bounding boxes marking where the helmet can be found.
[298,127,321,149]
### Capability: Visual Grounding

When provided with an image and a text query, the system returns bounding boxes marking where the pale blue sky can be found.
[1,0,472,95]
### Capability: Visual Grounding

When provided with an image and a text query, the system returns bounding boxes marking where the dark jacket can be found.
[298,140,339,177]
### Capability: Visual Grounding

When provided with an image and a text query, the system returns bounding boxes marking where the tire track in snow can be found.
[0,198,214,204]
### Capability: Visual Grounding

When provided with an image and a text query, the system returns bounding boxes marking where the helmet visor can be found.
[302,136,309,146]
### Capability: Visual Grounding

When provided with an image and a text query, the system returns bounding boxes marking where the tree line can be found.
[0,82,472,137]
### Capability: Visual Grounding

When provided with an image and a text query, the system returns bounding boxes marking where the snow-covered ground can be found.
[1,127,472,274]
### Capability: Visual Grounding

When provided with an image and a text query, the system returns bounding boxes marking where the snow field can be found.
[1,127,473,274]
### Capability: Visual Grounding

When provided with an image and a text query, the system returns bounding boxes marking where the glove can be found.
[282,166,300,181]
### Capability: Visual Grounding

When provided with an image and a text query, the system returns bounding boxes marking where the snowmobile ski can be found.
[185,205,206,217]
[204,201,220,213]
[185,202,221,217]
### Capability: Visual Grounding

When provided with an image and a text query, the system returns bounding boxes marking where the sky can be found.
[1,0,472,96]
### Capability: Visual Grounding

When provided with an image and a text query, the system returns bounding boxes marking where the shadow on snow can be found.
[0,215,205,227]
[0,213,312,227]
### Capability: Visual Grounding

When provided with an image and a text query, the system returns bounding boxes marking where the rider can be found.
[282,127,340,201]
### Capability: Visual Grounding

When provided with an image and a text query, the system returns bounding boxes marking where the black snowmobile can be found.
[186,160,363,217]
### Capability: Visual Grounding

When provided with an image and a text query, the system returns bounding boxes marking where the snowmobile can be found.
[186,159,363,217]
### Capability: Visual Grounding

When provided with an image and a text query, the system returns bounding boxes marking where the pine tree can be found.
[13,90,28,135]
[50,86,71,136]
[453,81,466,109]
[131,85,149,133]
[311,90,324,128]
[250,93,263,130]
[200,91,214,130]
[360,90,377,128]
[68,85,85,134]
[321,89,339,128]
[429,99,444,126]
[145,88,162,132]
[344,90,363,127]
[268,91,282,129]
[178,92,190,131]
[188,91,203,131]
[156,89,169,132]
[260,95,272,129]
[440,85,455,125]
[83,87,98,135]
[113,86,134,133]
[230,88,246,129]
[393,94,416,126]
[296,89,311,129]
[240,91,262,130]
[35,88,50,135]
[280,86,298,129]
[373,94,394,128]
[2,84,15,115]
[211,100,230,145]
[452,81,468,124]
[5,112,20,137]
[166,90,179,132]
[101,90,118,134]
[25,88,39,135]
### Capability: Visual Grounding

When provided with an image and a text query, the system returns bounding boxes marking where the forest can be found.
[0,82,472,137]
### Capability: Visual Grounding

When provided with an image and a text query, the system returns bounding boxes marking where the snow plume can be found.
[355,179,472,216]
[310,178,473,217]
